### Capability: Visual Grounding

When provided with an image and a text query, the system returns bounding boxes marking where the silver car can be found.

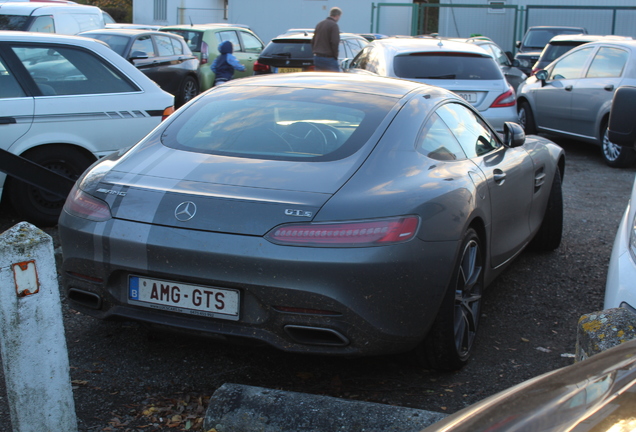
[517,39,636,168]
[346,38,518,132]
[59,73,564,371]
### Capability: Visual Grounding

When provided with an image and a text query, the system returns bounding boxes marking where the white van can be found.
[0,2,105,34]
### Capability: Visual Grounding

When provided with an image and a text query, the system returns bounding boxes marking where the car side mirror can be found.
[129,50,149,61]
[516,41,521,49]
[505,51,514,63]
[340,58,351,71]
[608,86,636,147]
[502,122,525,148]
[535,69,548,86]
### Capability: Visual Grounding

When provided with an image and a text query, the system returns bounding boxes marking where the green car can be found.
[160,24,264,91]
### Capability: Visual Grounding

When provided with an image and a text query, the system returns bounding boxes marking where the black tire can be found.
[416,228,484,371]
[175,75,199,108]
[7,146,94,227]
[517,100,537,135]
[529,168,563,252]
[601,122,636,168]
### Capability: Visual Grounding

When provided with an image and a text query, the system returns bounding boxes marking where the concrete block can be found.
[204,383,447,432]
[575,307,636,362]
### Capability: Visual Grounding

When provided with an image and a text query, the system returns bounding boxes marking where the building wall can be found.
[133,0,226,28]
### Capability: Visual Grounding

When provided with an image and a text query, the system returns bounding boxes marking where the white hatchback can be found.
[346,37,518,132]
[0,31,174,226]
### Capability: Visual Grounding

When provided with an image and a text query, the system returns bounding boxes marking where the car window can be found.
[549,46,593,80]
[350,46,380,74]
[436,103,500,158]
[487,43,510,67]
[586,47,628,78]
[394,53,502,80]
[262,39,313,59]
[240,31,263,53]
[131,35,155,57]
[11,45,138,96]
[217,30,241,52]
[86,34,129,57]
[0,14,31,31]
[28,15,55,33]
[164,29,201,53]
[155,35,175,56]
[417,111,467,161]
[0,56,25,98]
[170,37,185,55]
[542,42,581,64]
[339,40,351,59]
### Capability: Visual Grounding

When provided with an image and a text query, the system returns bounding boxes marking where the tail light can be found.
[63,185,111,222]
[252,60,270,73]
[162,106,174,120]
[308,65,315,71]
[266,216,420,247]
[490,88,516,108]
[200,41,209,65]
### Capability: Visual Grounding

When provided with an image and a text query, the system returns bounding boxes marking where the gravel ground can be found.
[0,137,634,431]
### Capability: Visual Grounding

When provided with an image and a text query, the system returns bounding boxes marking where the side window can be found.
[350,46,370,69]
[586,47,628,78]
[416,112,467,161]
[240,31,263,53]
[217,30,241,52]
[171,37,185,55]
[12,45,138,96]
[155,35,176,56]
[28,15,54,33]
[549,47,593,80]
[0,55,26,98]
[131,35,155,57]
[339,40,350,59]
[436,103,500,158]
[488,44,510,67]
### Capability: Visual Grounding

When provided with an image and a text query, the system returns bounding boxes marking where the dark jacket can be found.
[211,40,246,82]
[312,16,339,59]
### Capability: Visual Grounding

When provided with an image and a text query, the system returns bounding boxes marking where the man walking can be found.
[312,7,342,72]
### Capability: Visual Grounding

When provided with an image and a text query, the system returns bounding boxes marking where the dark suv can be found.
[253,31,368,74]
[514,26,587,75]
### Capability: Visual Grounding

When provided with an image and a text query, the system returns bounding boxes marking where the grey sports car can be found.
[59,73,565,371]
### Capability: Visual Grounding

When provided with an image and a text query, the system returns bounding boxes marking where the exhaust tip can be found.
[68,288,102,310]
[284,325,349,347]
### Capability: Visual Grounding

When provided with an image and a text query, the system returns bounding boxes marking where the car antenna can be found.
[190,17,193,27]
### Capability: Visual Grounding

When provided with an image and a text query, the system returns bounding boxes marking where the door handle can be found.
[493,170,506,184]
[604,84,615,91]
[0,117,17,125]
[564,85,573,91]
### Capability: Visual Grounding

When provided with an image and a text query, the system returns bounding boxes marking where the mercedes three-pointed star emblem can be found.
[175,201,197,222]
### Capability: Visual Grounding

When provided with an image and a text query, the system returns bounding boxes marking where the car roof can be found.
[526,26,587,31]
[0,1,100,12]
[0,30,109,45]
[160,23,251,31]
[223,71,446,100]
[547,34,633,44]
[576,39,636,50]
[372,37,492,56]
[81,28,180,37]
[272,32,366,41]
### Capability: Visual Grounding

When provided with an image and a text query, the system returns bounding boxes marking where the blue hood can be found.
[218,40,233,54]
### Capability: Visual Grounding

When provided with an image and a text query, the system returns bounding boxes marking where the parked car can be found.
[252,31,369,74]
[80,28,200,107]
[59,72,564,371]
[422,337,636,432]
[450,36,527,92]
[0,31,174,226]
[346,38,518,132]
[605,86,636,314]
[532,34,633,75]
[0,1,105,34]
[160,24,264,91]
[105,23,162,31]
[517,39,636,168]
[514,26,587,75]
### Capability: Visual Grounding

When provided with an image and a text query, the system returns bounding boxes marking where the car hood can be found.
[97,143,367,235]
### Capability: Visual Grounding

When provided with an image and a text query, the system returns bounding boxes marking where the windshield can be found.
[541,42,582,64]
[0,14,29,31]
[262,39,313,59]
[394,53,502,80]
[85,34,130,56]
[161,85,398,161]
[523,29,584,50]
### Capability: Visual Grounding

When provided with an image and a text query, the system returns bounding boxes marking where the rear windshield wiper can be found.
[416,74,456,79]
[272,52,292,57]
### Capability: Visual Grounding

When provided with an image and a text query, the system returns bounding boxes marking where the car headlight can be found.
[517,58,531,68]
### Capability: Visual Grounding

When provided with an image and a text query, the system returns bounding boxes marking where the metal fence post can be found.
[0,222,77,432]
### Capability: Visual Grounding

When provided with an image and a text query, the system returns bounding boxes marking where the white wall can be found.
[133,0,225,27]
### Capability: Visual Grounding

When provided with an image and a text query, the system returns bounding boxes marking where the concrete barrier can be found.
[575,307,636,362]
[203,383,447,432]
[0,222,77,432]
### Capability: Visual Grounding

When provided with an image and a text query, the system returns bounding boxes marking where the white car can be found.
[0,31,174,226]
[346,37,518,132]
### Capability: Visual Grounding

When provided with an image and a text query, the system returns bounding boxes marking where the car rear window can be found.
[0,14,30,31]
[161,85,397,162]
[261,39,313,59]
[162,29,202,53]
[86,34,130,56]
[393,53,502,80]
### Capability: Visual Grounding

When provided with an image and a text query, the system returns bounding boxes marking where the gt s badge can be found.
[285,209,312,218]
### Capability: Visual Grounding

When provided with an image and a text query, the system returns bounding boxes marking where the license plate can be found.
[457,92,477,103]
[128,276,239,320]
[276,67,302,73]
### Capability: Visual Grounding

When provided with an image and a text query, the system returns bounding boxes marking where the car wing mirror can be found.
[502,122,526,148]
[505,51,514,63]
[129,50,149,61]
[535,69,548,86]
[608,86,636,147]
[340,58,351,71]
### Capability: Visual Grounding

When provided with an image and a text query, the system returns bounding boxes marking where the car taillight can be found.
[201,41,208,65]
[162,106,174,120]
[308,65,315,71]
[266,216,420,247]
[253,60,270,72]
[63,185,111,222]
[490,88,516,108]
